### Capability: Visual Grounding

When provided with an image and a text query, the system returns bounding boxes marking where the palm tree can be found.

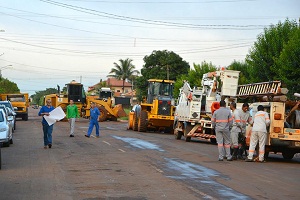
[108,58,139,93]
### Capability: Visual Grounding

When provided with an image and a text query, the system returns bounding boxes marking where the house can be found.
[88,78,133,97]
[107,78,133,97]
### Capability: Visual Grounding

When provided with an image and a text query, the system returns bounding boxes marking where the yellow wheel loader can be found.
[128,79,175,133]
[45,81,126,121]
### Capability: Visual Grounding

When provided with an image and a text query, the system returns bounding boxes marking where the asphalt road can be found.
[0,107,299,200]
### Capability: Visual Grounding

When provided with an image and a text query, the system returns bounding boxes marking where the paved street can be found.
[0,107,299,200]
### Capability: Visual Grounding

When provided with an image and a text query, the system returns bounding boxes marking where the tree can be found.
[246,19,299,83]
[227,60,251,85]
[173,61,216,98]
[108,58,139,93]
[142,50,189,81]
[30,88,58,105]
[275,28,300,99]
[0,78,20,93]
[137,50,190,97]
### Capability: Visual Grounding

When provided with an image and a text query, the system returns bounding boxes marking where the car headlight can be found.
[0,128,7,132]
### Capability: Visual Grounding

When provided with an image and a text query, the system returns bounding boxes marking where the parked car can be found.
[0,105,15,133]
[0,101,16,130]
[0,109,13,147]
[32,104,39,109]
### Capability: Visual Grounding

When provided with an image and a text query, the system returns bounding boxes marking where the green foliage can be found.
[227,60,251,85]
[246,19,299,83]
[138,50,190,98]
[274,28,300,99]
[173,61,216,98]
[142,50,189,81]
[0,78,20,93]
[108,58,139,93]
[30,88,58,105]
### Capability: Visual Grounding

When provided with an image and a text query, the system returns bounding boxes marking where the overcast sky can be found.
[0,0,299,95]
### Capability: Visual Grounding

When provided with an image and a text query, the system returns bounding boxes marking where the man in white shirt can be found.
[245,105,270,162]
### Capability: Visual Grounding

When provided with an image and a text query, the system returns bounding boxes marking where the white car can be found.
[0,109,13,147]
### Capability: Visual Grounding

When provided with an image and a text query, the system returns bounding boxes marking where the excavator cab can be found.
[147,79,174,104]
[66,81,86,104]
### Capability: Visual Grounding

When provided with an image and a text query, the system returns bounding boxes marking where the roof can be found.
[107,78,132,87]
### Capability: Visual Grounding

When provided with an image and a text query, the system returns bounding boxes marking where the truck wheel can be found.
[22,114,28,121]
[175,131,183,140]
[138,111,148,132]
[184,123,193,142]
[210,138,217,144]
[282,151,294,160]
[97,106,108,122]
[174,122,183,140]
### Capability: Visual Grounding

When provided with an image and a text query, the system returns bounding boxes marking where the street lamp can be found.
[0,64,12,78]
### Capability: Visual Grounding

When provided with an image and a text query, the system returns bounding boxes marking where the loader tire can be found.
[138,111,148,132]
[133,114,138,131]
[97,106,108,122]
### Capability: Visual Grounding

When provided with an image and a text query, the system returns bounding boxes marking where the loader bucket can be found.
[113,104,127,118]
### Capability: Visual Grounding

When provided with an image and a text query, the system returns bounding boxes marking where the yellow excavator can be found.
[45,81,126,121]
[128,79,175,132]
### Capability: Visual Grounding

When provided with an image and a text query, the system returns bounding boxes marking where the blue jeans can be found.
[42,123,53,146]
[87,120,99,136]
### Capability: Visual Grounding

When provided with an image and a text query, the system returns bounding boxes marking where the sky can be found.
[0,0,299,96]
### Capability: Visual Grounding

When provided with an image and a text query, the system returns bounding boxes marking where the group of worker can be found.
[38,99,101,149]
[211,100,270,162]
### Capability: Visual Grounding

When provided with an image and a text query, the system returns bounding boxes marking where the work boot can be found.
[237,148,245,160]
[232,148,238,160]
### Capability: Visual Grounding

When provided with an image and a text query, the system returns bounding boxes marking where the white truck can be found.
[174,70,300,160]
[174,70,240,142]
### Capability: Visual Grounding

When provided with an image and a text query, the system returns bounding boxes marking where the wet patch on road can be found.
[164,158,251,200]
[113,136,164,152]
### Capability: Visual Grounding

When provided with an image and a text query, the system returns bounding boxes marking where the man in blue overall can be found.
[85,102,101,138]
[38,99,55,149]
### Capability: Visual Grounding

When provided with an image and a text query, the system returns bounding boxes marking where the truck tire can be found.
[184,123,193,142]
[138,111,148,132]
[210,138,217,144]
[97,106,108,122]
[175,131,183,140]
[22,114,28,121]
[174,122,183,140]
[133,114,138,131]
[282,151,294,160]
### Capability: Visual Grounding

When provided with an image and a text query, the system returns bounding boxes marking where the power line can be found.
[39,0,265,30]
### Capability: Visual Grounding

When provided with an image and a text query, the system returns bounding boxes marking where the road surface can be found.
[0,107,299,200]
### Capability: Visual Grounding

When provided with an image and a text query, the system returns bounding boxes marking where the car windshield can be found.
[0,102,12,109]
[0,112,4,122]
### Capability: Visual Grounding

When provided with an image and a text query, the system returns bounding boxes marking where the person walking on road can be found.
[66,99,79,137]
[245,105,270,162]
[230,102,242,160]
[85,102,101,138]
[38,99,55,149]
[212,100,233,161]
[238,103,253,159]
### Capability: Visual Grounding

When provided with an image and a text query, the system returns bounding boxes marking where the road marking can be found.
[187,186,215,200]
[90,135,96,138]
[118,149,126,152]
[103,141,111,146]
[151,165,163,173]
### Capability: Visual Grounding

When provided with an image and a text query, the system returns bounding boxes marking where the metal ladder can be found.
[237,81,281,97]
